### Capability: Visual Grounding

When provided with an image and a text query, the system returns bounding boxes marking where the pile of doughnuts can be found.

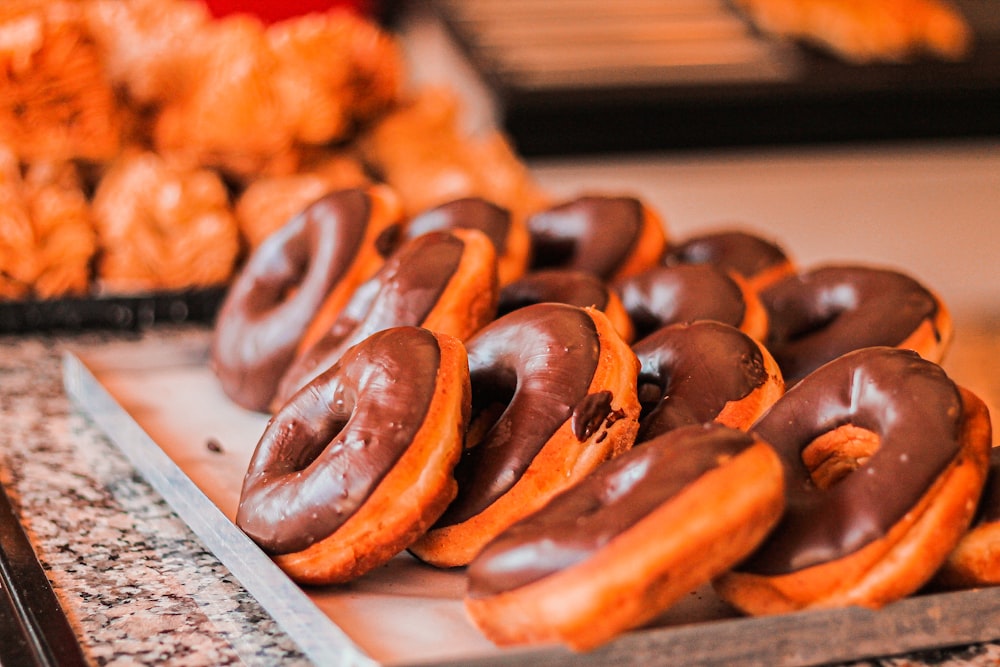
[217,181,995,652]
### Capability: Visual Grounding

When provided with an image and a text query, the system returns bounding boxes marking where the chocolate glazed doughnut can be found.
[272,228,499,409]
[935,446,1000,589]
[236,326,471,585]
[211,186,400,411]
[498,268,635,342]
[526,194,667,281]
[464,423,785,650]
[714,347,992,615]
[662,228,796,291]
[760,264,953,385]
[614,263,768,342]
[632,320,784,443]
[404,197,530,285]
[409,303,641,568]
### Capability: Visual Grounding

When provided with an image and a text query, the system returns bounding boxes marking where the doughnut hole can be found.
[801,424,880,490]
[466,399,509,449]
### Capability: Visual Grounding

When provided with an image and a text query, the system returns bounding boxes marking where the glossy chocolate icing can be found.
[975,447,1000,525]
[274,230,466,405]
[632,321,770,443]
[614,264,748,341]
[742,347,963,575]
[211,189,371,412]
[405,197,511,253]
[760,265,944,384]
[526,195,642,279]
[663,229,790,280]
[467,423,758,597]
[436,303,601,526]
[236,326,441,555]
[497,268,611,316]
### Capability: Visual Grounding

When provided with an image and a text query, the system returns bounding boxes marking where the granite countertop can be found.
[1,327,307,666]
[1,322,998,666]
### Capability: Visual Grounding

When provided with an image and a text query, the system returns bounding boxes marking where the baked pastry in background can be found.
[91,150,240,293]
[234,150,371,250]
[81,0,211,108]
[733,0,971,62]
[0,1,123,163]
[153,5,404,182]
[357,87,549,224]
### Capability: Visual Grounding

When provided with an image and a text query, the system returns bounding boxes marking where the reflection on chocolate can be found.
[527,195,642,279]
[406,197,511,253]
[760,265,944,384]
[632,320,768,442]
[663,229,791,282]
[614,264,747,341]
[498,268,611,315]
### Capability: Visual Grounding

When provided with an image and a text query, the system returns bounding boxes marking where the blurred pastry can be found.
[234,150,371,250]
[153,5,405,182]
[357,87,549,224]
[733,0,971,62]
[0,1,123,162]
[81,0,212,107]
[0,145,96,300]
[91,150,240,293]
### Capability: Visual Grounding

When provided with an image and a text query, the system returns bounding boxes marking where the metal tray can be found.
[61,332,1000,667]
[0,288,226,333]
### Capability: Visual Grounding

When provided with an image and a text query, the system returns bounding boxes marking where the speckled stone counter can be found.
[2,323,999,666]
[1,327,308,666]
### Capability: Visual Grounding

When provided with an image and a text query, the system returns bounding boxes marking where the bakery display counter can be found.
[3,1,1000,664]
[2,139,999,666]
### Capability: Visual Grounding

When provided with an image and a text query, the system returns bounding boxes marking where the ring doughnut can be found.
[498,268,635,342]
[614,263,768,342]
[935,446,1000,589]
[272,228,499,408]
[714,346,992,615]
[236,326,471,585]
[409,302,641,568]
[760,264,953,385]
[211,186,401,411]
[464,423,785,650]
[526,194,667,281]
[661,228,796,291]
[404,197,530,286]
[632,320,784,443]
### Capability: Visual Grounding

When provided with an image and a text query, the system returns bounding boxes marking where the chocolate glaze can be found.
[467,423,759,597]
[211,189,371,412]
[632,321,770,443]
[435,303,601,526]
[662,229,790,280]
[614,264,748,341]
[406,197,511,254]
[742,347,963,575]
[975,447,1000,525]
[526,195,643,279]
[273,230,466,405]
[497,268,611,316]
[236,326,440,555]
[760,265,944,384]
[571,390,615,441]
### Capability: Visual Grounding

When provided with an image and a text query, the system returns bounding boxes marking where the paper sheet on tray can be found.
[62,330,1000,667]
